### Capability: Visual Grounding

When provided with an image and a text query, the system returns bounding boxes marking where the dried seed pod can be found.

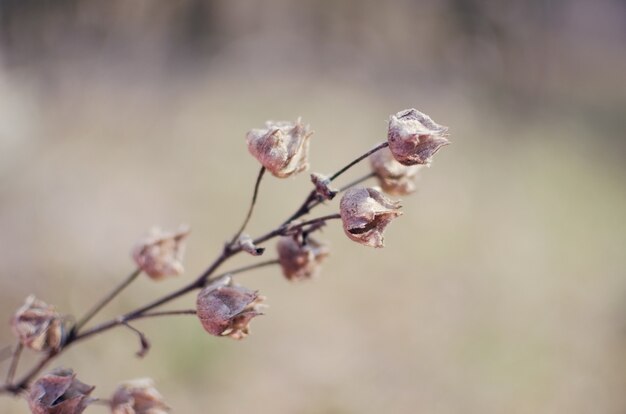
[110,378,169,414]
[10,295,64,352]
[196,283,265,340]
[277,235,329,281]
[339,187,402,248]
[310,173,338,201]
[132,225,189,280]
[28,369,94,414]
[387,108,450,166]
[246,118,312,178]
[370,148,423,195]
[236,234,265,256]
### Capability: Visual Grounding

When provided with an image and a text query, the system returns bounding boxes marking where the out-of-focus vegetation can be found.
[1,1,625,413]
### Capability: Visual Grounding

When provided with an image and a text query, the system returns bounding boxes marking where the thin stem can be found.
[2,351,57,394]
[329,141,388,182]
[230,167,266,245]
[204,259,280,286]
[127,309,197,320]
[338,171,377,192]
[5,344,22,384]
[282,142,388,225]
[72,268,142,334]
[120,321,150,358]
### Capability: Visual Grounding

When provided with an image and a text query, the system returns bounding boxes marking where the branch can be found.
[230,167,266,245]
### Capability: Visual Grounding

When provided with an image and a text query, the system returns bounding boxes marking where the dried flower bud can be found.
[277,235,329,281]
[10,296,64,352]
[387,108,450,166]
[246,118,312,178]
[339,187,402,248]
[110,378,169,414]
[28,369,94,414]
[310,173,338,201]
[196,283,265,340]
[236,234,265,256]
[132,225,189,280]
[370,148,423,195]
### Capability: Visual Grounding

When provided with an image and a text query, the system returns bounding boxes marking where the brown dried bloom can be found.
[11,295,64,352]
[310,173,338,201]
[132,225,189,280]
[196,281,265,340]
[387,108,450,166]
[370,148,423,195]
[110,378,169,414]
[28,369,94,414]
[339,187,402,248]
[246,118,312,178]
[277,235,329,281]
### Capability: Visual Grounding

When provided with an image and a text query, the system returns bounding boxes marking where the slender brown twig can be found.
[72,268,142,335]
[5,344,22,384]
[230,167,266,245]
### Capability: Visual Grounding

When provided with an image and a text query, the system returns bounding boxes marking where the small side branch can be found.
[230,167,266,245]
[5,344,22,384]
[72,268,142,334]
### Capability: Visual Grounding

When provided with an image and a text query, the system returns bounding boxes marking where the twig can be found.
[282,142,388,225]
[230,167,266,245]
[72,268,142,335]
[5,344,22,384]
[120,322,150,358]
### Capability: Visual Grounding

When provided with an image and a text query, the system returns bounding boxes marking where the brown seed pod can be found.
[276,235,329,281]
[387,108,450,166]
[339,187,402,248]
[27,369,94,414]
[370,148,423,195]
[11,295,64,352]
[132,225,189,280]
[196,282,265,340]
[110,378,170,414]
[246,118,312,178]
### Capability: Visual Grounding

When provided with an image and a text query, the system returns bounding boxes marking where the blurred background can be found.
[1,0,625,413]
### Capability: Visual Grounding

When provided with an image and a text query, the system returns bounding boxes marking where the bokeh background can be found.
[1,1,625,413]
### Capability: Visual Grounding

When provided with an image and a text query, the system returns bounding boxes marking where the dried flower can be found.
[236,234,265,256]
[246,118,312,178]
[10,296,64,352]
[196,282,265,340]
[28,369,94,414]
[339,187,402,248]
[310,173,338,201]
[277,235,329,281]
[387,108,450,166]
[132,225,189,280]
[370,148,423,195]
[110,378,169,414]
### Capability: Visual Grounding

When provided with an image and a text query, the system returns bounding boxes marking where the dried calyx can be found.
[339,187,402,248]
[247,118,313,178]
[387,108,450,166]
[196,277,266,340]
[27,369,94,414]
[110,378,169,414]
[370,147,423,195]
[277,234,329,281]
[11,295,64,352]
[132,225,190,280]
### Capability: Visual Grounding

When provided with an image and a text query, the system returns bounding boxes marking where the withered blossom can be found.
[387,108,450,166]
[339,187,402,248]
[27,369,94,414]
[277,235,329,281]
[370,148,423,195]
[132,225,189,280]
[196,282,265,340]
[110,378,169,414]
[11,295,64,352]
[246,118,312,178]
[310,173,338,201]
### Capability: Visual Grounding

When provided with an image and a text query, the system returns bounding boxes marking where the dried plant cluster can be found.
[1,108,450,412]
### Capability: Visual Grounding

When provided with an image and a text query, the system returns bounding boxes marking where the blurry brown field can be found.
[1,1,626,413]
